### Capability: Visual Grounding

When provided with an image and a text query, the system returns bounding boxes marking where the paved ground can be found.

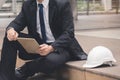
[75,27,120,39]
[75,14,120,30]
[0,14,120,49]
[1,14,120,29]
[0,17,14,28]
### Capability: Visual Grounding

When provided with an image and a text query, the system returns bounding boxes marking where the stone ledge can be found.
[65,35,120,80]
[0,12,17,18]
[66,59,120,80]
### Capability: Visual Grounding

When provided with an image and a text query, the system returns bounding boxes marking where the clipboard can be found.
[17,37,39,53]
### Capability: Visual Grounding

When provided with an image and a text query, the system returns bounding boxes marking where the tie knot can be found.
[38,4,43,8]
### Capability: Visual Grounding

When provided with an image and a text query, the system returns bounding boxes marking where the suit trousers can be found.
[0,33,71,80]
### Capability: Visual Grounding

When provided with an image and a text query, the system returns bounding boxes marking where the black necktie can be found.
[38,4,47,43]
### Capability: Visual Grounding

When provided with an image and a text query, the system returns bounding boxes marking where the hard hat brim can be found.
[83,59,116,68]
[83,63,102,68]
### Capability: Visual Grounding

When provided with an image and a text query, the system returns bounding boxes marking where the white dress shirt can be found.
[36,0,55,43]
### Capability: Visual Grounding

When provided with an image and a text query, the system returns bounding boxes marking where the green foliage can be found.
[77,0,104,11]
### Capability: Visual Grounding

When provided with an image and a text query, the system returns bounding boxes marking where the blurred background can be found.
[0,0,120,29]
[0,0,120,15]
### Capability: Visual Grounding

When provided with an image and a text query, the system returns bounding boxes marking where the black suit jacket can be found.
[7,0,87,60]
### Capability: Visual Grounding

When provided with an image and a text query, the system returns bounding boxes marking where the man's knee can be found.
[45,53,66,68]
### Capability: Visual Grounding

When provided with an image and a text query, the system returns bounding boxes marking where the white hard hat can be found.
[83,46,116,68]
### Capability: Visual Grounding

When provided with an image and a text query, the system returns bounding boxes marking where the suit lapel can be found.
[30,0,37,31]
[49,0,56,26]
[29,0,43,43]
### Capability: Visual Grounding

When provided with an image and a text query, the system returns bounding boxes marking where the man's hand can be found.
[7,28,18,41]
[36,44,54,56]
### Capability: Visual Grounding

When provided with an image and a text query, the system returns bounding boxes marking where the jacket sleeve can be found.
[51,0,74,50]
[6,1,27,32]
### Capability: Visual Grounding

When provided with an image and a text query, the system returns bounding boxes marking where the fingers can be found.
[7,28,18,41]
[36,44,51,56]
[36,48,48,56]
[39,44,48,51]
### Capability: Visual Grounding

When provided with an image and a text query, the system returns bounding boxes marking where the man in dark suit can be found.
[0,0,87,80]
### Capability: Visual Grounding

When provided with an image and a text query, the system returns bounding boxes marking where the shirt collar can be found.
[36,0,49,8]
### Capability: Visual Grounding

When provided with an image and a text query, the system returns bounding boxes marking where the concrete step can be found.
[0,0,7,9]
[65,35,120,80]
[2,3,11,8]
[0,3,11,12]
